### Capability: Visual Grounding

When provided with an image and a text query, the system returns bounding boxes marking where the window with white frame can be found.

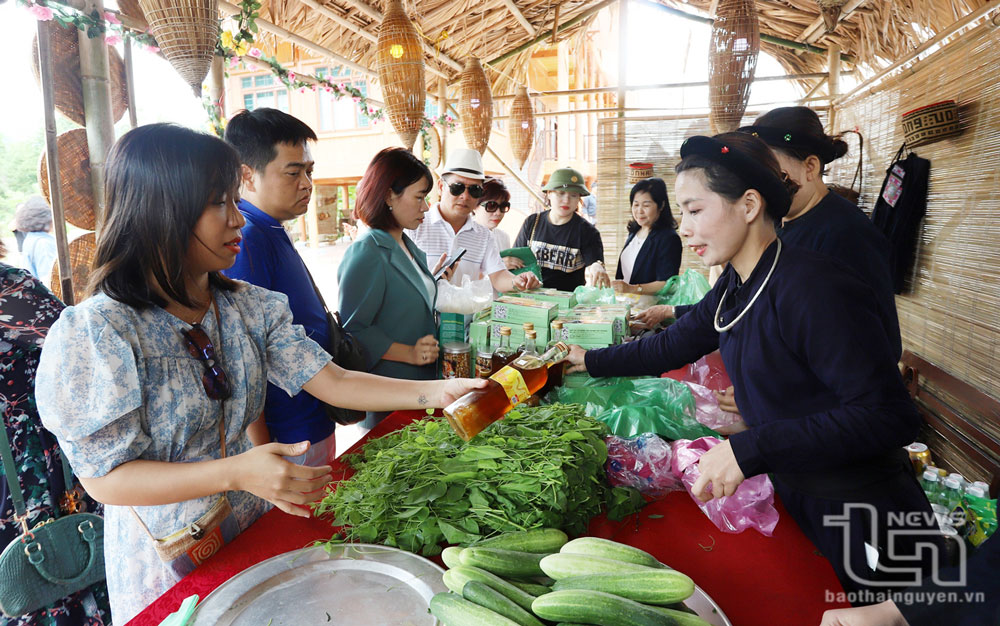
[316,68,371,131]
[240,74,289,112]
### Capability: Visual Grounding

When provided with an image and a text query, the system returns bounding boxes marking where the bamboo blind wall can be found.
[825,20,1000,402]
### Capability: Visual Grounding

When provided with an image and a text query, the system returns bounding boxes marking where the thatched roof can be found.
[249,0,991,94]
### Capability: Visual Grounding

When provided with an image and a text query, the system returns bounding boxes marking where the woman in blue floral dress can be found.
[0,244,112,626]
[35,124,485,623]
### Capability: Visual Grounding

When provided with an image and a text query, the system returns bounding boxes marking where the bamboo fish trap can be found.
[459,57,493,155]
[137,0,219,94]
[708,0,760,134]
[508,85,535,169]
[376,0,426,150]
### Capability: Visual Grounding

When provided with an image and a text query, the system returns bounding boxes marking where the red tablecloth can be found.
[128,410,848,626]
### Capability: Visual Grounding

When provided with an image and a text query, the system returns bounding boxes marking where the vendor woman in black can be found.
[746,106,900,359]
[611,177,682,296]
[566,133,934,600]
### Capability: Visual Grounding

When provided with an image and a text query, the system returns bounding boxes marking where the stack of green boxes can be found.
[469,290,572,357]
[552,303,631,349]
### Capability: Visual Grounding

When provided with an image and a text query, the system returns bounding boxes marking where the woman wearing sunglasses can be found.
[610,177,682,297]
[34,125,485,623]
[473,178,513,253]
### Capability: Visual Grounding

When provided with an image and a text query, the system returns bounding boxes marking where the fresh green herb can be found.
[316,404,644,555]
[648,514,664,519]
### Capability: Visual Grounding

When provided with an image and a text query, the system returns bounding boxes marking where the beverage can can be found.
[905,442,932,475]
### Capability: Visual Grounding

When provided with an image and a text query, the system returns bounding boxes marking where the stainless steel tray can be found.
[189,544,447,625]
[687,584,734,626]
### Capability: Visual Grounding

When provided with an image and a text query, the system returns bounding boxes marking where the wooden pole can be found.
[438,80,448,160]
[209,55,226,128]
[77,0,116,232]
[617,0,628,118]
[123,38,138,128]
[488,0,620,66]
[826,43,841,132]
[37,20,75,305]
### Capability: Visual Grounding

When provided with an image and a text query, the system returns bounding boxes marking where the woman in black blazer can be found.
[611,177,682,296]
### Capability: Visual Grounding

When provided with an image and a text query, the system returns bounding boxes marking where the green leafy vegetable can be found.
[316,404,644,555]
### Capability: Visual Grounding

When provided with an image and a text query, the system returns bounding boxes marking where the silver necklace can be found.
[714,239,782,333]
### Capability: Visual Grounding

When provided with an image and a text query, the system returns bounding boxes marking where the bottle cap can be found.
[526,330,536,339]
[552,320,564,329]
[922,470,940,482]
[523,322,534,331]
[500,326,511,335]
[965,485,986,498]
[905,442,928,453]
[942,477,961,490]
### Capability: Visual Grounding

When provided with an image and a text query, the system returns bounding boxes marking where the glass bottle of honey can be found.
[539,321,566,395]
[490,326,517,374]
[443,341,570,441]
[516,323,534,355]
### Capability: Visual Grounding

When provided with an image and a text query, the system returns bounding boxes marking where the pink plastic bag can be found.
[605,434,683,497]
[668,352,732,393]
[686,381,742,432]
[671,437,779,536]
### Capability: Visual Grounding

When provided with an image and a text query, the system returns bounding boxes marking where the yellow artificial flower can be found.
[235,40,250,57]
[220,30,235,50]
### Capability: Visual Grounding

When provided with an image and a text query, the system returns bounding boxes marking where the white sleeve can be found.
[481,230,506,276]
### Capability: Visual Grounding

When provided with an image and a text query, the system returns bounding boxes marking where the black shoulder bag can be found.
[303,268,367,425]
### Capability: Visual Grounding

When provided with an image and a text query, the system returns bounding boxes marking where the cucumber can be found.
[539,553,654,580]
[531,590,676,626]
[429,592,522,626]
[648,605,714,625]
[442,546,465,569]
[442,565,537,611]
[475,528,569,553]
[551,570,695,605]
[462,581,546,626]
[506,579,551,596]
[559,537,664,569]
[460,547,547,578]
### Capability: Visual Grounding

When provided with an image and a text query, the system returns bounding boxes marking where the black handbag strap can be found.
[0,400,74,529]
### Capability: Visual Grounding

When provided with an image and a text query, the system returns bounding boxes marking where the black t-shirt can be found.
[515,211,604,291]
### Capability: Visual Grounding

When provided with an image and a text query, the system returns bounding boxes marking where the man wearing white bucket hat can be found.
[408,148,539,292]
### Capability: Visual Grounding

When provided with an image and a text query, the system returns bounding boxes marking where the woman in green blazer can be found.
[338,148,445,427]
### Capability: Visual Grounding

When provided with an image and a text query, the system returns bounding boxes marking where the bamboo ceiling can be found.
[247,0,994,95]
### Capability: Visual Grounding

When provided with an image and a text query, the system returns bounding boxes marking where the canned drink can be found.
[905,442,932,475]
[442,342,472,379]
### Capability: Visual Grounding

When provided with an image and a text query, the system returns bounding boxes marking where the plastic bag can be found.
[499,247,543,280]
[671,437,779,536]
[573,285,618,305]
[552,376,719,441]
[667,352,732,393]
[605,433,683,496]
[685,382,742,432]
[655,269,711,306]
[435,275,493,314]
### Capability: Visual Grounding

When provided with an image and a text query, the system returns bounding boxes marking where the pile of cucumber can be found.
[428,528,712,626]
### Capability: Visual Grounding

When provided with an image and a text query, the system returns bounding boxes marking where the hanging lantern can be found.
[137,0,218,94]
[708,0,760,134]
[816,0,849,32]
[508,85,535,169]
[376,0,426,149]
[459,57,493,155]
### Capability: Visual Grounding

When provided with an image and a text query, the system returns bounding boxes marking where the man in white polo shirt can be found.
[409,149,540,292]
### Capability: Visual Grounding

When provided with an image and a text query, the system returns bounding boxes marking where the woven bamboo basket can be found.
[816,0,849,33]
[376,0,426,149]
[117,0,150,30]
[708,0,760,134]
[49,231,96,305]
[31,22,130,126]
[459,57,493,155]
[628,162,654,184]
[38,129,97,231]
[901,100,962,147]
[138,0,218,94]
[508,85,535,168]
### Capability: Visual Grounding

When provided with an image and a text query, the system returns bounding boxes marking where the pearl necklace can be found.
[714,239,782,333]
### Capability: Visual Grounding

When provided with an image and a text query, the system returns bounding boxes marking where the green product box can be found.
[470,320,491,353]
[554,318,615,348]
[570,304,630,344]
[505,288,578,311]
[489,320,549,350]
[491,296,559,327]
[438,312,471,344]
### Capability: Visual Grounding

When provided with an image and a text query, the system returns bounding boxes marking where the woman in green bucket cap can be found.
[512,167,609,290]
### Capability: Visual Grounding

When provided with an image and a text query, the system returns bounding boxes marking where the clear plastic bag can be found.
[671,437,779,536]
[605,433,683,497]
[655,269,711,306]
[573,285,618,305]
[435,276,493,314]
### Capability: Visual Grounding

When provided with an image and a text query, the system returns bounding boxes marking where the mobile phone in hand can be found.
[433,248,467,280]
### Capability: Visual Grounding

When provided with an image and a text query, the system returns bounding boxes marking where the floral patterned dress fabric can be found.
[0,264,111,626]
[36,282,332,623]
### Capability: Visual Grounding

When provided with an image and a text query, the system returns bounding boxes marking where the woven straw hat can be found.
[38,129,97,231]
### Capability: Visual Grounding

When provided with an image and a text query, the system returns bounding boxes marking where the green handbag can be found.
[0,405,106,618]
